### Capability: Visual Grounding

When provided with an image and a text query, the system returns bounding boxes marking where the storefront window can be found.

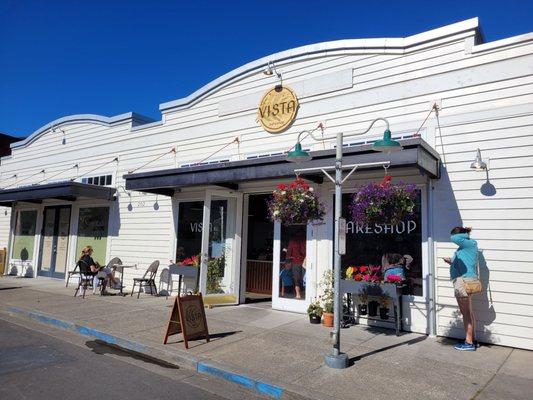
[279,224,307,300]
[339,190,423,296]
[12,210,37,261]
[176,201,204,262]
[206,198,236,295]
[76,207,109,265]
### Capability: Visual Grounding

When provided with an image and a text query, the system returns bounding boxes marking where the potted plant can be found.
[319,270,334,328]
[307,301,323,324]
[368,298,379,317]
[267,178,325,225]
[349,176,417,226]
[357,291,368,315]
[379,296,390,320]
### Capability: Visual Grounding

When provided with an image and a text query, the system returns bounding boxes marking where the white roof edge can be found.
[472,32,533,53]
[11,112,156,150]
[159,18,480,112]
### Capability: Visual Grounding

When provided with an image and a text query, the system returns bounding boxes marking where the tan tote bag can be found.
[465,259,482,295]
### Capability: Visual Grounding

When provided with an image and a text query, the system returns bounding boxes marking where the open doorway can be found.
[243,194,273,305]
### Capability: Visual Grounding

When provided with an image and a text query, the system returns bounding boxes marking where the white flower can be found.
[273,210,280,216]
[309,187,314,192]
[281,191,286,195]
[300,199,304,203]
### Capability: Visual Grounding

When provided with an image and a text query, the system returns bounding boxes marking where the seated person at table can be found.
[79,246,119,292]
[381,253,411,281]
[280,263,294,297]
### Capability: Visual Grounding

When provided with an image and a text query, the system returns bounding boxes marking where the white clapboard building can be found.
[1,18,532,350]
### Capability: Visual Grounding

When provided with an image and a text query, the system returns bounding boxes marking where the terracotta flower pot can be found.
[322,312,334,327]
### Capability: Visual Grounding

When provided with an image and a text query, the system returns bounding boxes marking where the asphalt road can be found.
[0,317,264,400]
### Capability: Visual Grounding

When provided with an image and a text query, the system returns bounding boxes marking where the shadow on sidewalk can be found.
[349,335,427,366]
[86,340,180,369]
[0,286,22,291]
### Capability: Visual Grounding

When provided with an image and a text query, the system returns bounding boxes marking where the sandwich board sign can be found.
[163,293,210,349]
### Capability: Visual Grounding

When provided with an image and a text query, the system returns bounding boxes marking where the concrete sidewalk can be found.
[0,276,532,400]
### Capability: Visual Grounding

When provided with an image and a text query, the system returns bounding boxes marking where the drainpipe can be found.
[427,180,437,338]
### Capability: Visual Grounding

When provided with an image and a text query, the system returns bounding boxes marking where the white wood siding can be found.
[1,20,532,348]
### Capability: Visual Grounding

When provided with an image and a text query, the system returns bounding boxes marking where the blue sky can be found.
[1,0,531,137]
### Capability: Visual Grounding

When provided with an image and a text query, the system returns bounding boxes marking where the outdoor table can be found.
[340,280,405,336]
[112,264,137,296]
[168,264,199,295]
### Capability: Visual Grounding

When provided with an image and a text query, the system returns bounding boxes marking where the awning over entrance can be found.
[124,138,440,195]
[0,181,116,207]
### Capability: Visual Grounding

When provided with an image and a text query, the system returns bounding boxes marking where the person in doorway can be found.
[443,227,479,351]
[286,230,306,299]
[79,246,119,294]
[279,262,294,297]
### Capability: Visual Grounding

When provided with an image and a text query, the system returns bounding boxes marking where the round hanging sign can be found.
[257,86,299,133]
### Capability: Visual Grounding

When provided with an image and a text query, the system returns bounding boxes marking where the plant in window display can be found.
[349,175,417,226]
[182,255,200,267]
[379,296,390,320]
[267,178,325,225]
[384,274,403,284]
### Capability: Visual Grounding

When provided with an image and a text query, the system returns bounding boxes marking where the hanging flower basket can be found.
[349,176,417,226]
[267,178,325,225]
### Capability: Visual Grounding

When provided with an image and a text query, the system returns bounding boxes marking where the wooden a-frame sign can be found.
[163,293,210,349]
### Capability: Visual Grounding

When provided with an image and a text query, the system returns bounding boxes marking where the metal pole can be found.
[324,132,349,369]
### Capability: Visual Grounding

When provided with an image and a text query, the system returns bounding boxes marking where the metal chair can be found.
[131,260,159,298]
[74,260,95,298]
[106,257,123,289]
[66,263,80,287]
[158,267,173,299]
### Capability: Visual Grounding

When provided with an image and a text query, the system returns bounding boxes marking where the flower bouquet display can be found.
[267,178,325,225]
[182,255,200,267]
[349,175,417,226]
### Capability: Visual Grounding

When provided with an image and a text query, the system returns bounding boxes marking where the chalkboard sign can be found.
[163,293,210,349]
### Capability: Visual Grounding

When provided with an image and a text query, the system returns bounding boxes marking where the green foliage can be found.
[207,256,225,294]
[307,300,323,317]
[319,270,335,314]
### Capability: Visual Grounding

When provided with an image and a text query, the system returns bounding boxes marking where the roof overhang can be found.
[0,181,116,207]
[124,138,440,195]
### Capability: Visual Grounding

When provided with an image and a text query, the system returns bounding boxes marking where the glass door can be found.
[200,190,242,305]
[272,222,312,313]
[38,206,71,279]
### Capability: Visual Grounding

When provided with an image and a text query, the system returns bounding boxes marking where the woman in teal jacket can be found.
[443,227,479,351]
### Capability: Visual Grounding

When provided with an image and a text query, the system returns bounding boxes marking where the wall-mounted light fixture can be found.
[263,61,283,86]
[470,148,488,171]
[52,126,67,145]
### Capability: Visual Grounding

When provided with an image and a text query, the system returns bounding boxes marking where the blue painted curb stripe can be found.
[6,307,285,399]
[256,381,284,399]
[7,307,146,353]
[8,307,74,330]
[197,363,284,399]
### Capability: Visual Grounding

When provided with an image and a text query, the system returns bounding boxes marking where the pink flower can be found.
[363,275,370,282]
[386,274,403,283]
